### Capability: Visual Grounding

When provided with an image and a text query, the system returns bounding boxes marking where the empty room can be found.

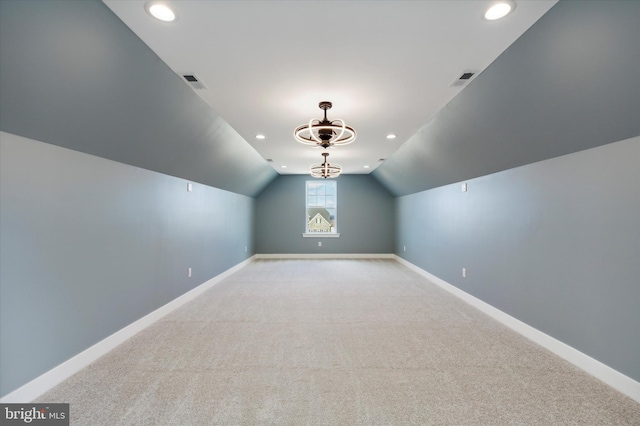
[1,0,639,424]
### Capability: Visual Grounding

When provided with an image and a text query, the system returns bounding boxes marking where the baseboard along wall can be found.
[254,253,395,259]
[0,256,255,403]
[393,255,640,404]
[3,254,637,405]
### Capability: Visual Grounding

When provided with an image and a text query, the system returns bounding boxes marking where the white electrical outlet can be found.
[462,268,467,278]
[188,267,192,278]
[245,246,248,252]
[318,241,322,247]
[462,183,467,192]
[187,182,193,192]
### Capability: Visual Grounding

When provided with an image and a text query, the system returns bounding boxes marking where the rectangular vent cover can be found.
[182,73,207,90]
[450,71,476,87]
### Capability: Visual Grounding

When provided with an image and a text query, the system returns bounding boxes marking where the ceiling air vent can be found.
[449,71,476,87]
[266,159,274,162]
[181,73,207,90]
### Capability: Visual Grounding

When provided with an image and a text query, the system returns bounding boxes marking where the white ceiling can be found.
[103,0,557,175]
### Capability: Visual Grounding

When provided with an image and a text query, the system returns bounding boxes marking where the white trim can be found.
[0,256,255,403]
[394,255,640,404]
[255,253,394,259]
[302,233,340,238]
[7,254,636,405]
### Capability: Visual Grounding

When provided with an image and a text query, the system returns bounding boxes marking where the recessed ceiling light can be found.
[145,2,176,22]
[280,165,287,169]
[364,165,370,169]
[386,134,397,140]
[484,1,516,21]
[255,134,266,140]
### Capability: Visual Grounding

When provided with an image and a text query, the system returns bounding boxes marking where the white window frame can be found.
[302,180,340,238]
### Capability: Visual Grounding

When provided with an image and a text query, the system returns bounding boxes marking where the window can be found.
[305,180,338,236]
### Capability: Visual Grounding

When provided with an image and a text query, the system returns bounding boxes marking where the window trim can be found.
[304,180,339,236]
[302,232,341,238]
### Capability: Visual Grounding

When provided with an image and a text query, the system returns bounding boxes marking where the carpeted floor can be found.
[40,259,640,425]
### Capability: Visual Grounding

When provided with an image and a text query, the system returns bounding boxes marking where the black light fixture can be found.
[294,101,356,148]
[310,152,342,179]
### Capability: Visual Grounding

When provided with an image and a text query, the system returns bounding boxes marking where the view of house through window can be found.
[306,181,337,233]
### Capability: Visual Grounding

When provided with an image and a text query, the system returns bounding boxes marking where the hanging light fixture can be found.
[294,101,356,148]
[310,152,342,179]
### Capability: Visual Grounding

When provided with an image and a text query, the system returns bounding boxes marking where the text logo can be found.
[1,404,69,425]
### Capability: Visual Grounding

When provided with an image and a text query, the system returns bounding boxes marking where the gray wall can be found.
[395,136,640,381]
[0,0,276,197]
[0,132,254,397]
[373,0,640,196]
[255,175,394,254]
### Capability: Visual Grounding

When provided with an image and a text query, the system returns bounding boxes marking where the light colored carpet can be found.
[40,259,640,425]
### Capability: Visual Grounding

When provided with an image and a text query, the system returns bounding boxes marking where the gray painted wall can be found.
[255,175,394,254]
[1,0,637,400]
[0,0,276,197]
[395,136,640,381]
[0,132,254,397]
[373,0,640,196]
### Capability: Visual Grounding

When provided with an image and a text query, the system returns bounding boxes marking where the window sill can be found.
[302,233,341,238]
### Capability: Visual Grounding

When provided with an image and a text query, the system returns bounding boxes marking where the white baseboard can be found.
[7,255,637,404]
[0,256,255,403]
[394,255,640,404]
[255,253,395,259]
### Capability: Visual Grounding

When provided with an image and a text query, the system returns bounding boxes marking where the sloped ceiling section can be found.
[0,0,277,197]
[373,0,640,197]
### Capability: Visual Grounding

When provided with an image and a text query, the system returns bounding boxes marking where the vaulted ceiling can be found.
[102,0,556,177]
[1,1,638,197]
